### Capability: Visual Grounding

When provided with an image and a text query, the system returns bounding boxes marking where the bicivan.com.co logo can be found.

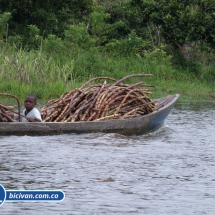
[0,184,6,206]
[0,184,65,207]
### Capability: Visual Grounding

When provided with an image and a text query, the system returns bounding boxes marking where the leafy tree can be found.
[93,0,132,39]
[65,23,96,48]
[64,5,126,49]
[131,0,215,61]
[0,0,93,39]
[0,12,11,41]
[105,30,145,55]
[88,5,124,45]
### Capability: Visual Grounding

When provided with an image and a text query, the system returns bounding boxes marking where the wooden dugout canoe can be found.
[0,94,179,136]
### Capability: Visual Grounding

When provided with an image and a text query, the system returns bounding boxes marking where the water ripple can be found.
[0,101,215,214]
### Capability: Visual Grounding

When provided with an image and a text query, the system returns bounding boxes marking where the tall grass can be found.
[0,42,213,100]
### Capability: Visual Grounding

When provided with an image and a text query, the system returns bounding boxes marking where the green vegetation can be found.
[0,0,215,100]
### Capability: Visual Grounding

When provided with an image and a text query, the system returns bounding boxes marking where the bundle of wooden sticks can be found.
[0,93,21,122]
[40,74,156,122]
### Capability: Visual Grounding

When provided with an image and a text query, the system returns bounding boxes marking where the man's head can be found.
[24,94,37,112]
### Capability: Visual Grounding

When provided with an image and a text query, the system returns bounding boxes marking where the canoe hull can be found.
[0,94,179,136]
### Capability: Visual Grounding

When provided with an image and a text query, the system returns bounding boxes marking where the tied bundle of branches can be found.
[40,74,156,122]
[0,93,21,122]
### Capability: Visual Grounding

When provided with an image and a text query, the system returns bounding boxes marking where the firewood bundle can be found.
[0,93,21,122]
[0,104,14,122]
[40,74,156,122]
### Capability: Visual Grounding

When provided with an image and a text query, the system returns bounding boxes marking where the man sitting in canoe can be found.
[22,94,42,122]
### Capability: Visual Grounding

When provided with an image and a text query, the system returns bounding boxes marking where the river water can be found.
[0,100,215,214]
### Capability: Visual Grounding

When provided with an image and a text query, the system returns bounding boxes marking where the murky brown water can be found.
[0,100,215,214]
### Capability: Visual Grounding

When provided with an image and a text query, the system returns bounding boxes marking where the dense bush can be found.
[0,0,93,40]
[0,0,215,85]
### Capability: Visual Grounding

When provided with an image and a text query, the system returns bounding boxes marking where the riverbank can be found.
[1,75,213,101]
[0,45,214,101]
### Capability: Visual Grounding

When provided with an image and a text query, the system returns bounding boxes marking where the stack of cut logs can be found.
[0,104,14,122]
[0,93,21,122]
[40,74,156,122]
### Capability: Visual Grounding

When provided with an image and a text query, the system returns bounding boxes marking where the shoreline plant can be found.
[0,1,215,100]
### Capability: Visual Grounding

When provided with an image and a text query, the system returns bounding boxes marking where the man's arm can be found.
[27,108,42,122]
[27,117,42,122]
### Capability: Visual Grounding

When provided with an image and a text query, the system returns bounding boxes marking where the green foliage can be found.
[42,34,66,54]
[65,5,125,48]
[7,35,22,47]
[1,0,215,100]
[0,40,213,100]
[65,24,96,48]
[26,25,42,49]
[0,0,93,43]
[0,12,11,40]
[130,0,215,61]
[94,0,132,39]
[202,63,215,91]
[89,5,124,44]
[105,31,144,55]
[144,44,172,65]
